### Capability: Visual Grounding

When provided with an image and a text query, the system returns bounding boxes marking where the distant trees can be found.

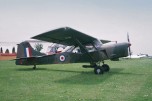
[0,47,16,54]
[0,47,3,53]
[5,49,9,53]
[12,47,16,53]
[34,43,43,52]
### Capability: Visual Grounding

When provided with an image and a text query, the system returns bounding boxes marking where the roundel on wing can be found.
[59,55,65,62]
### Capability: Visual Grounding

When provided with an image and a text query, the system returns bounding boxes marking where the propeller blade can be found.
[127,32,131,58]
[127,32,130,43]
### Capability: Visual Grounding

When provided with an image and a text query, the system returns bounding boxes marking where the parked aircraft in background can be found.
[15,27,131,74]
[124,53,149,59]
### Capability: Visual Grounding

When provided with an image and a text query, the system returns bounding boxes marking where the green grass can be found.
[0,59,152,101]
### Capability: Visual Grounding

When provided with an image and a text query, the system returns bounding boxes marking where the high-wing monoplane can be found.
[15,27,131,74]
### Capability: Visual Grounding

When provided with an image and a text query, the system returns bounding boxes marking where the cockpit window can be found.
[85,45,96,52]
[93,40,102,49]
[62,39,102,53]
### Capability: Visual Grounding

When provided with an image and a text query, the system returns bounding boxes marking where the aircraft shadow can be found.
[54,68,124,85]
[48,69,84,73]
[15,66,147,85]
[110,71,148,76]
[109,67,149,76]
[16,67,47,71]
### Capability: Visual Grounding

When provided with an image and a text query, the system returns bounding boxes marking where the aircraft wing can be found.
[32,27,97,46]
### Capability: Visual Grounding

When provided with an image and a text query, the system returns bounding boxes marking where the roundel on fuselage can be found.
[59,55,65,62]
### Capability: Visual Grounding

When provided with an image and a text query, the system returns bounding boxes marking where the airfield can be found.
[0,58,152,101]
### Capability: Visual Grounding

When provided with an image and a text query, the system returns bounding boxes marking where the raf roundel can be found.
[59,55,65,62]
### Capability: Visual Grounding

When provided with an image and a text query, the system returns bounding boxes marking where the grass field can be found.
[0,59,152,101]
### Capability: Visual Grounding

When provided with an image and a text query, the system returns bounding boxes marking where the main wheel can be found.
[94,67,104,75]
[102,64,110,72]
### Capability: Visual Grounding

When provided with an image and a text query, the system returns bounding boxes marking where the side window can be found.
[72,47,81,53]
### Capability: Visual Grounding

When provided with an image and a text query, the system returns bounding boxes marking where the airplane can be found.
[123,54,149,59]
[15,27,131,75]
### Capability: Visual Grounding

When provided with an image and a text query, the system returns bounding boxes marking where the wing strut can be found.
[74,39,96,64]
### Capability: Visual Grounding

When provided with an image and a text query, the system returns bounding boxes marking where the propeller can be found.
[127,32,132,58]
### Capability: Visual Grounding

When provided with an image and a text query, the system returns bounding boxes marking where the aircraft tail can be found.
[16,41,45,58]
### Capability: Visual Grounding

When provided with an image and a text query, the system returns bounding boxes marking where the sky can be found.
[0,0,152,55]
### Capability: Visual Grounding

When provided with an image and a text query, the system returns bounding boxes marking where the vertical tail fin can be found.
[16,41,45,58]
[24,47,32,57]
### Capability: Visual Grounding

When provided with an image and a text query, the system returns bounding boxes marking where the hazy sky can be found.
[0,0,152,55]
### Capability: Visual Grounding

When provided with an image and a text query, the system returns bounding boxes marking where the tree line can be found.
[0,47,16,54]
[0,43,43,54]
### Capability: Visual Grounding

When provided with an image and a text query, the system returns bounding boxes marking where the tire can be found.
[94,67,104,75]
[102,64,110,72]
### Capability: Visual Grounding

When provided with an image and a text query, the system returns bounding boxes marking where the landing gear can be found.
[102,64,110,72]
[94,66,104,74]
[93,63,110,75]
[33,64,36,69]
[82,62,110,75]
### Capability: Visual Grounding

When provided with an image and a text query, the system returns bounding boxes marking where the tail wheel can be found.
[94,67,104,75]
[102,64,110,72]
[33,65,36,69]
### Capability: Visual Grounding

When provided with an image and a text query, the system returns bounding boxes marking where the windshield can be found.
[93,39,102,49]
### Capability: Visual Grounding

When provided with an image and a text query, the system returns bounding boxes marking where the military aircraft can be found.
[15,27,131,74]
